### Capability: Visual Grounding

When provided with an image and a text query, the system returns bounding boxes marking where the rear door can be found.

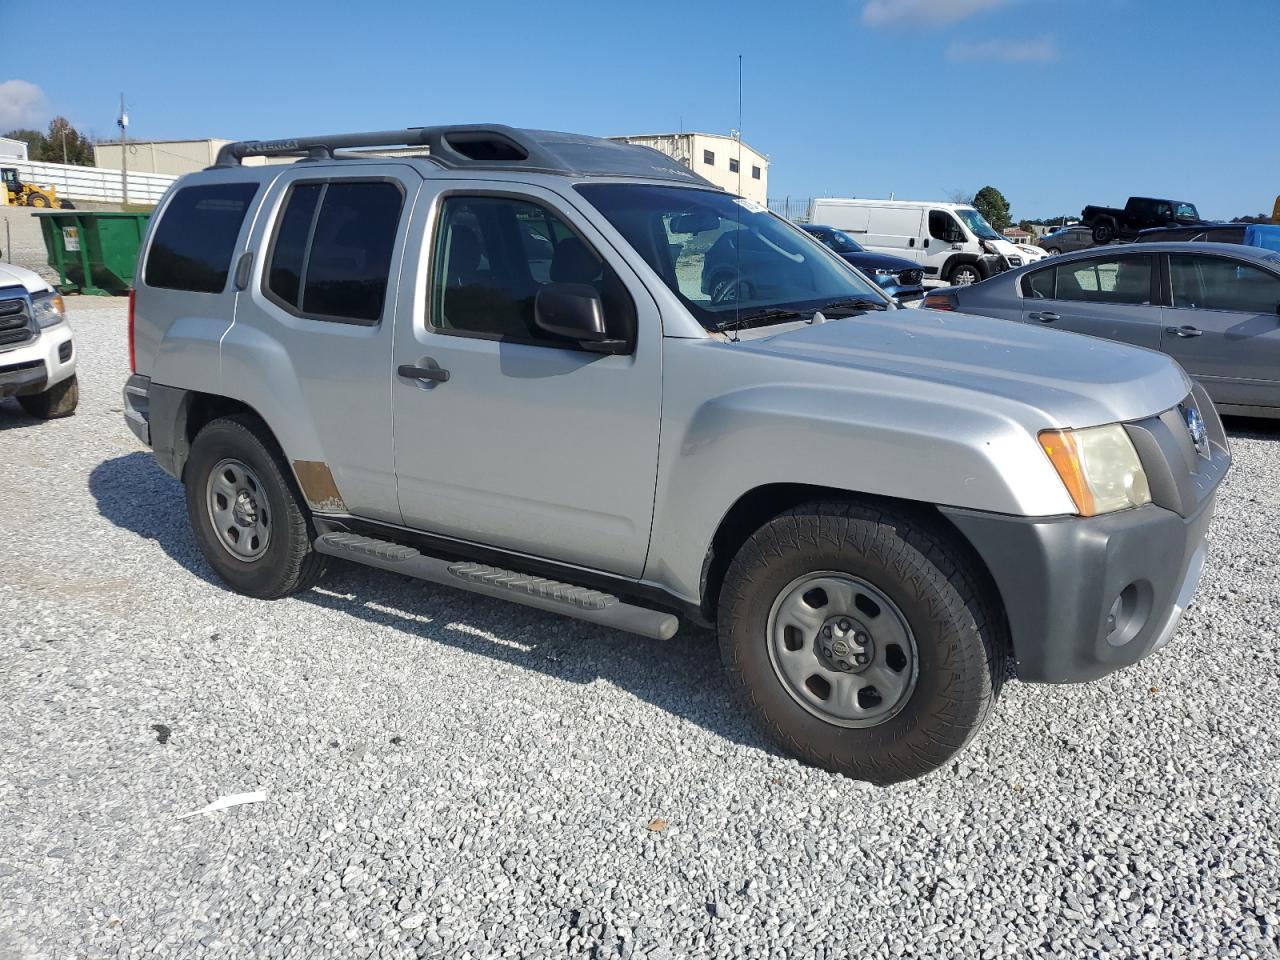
[1161,251,1280,410]
[1019,252,1161,348]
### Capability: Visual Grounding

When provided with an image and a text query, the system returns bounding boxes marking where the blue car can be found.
[801,224,925,303]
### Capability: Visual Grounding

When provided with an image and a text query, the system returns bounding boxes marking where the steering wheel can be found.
[711,276,751,305]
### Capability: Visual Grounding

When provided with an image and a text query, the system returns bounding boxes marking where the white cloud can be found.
[947,36,1058,62]
[0,79,49,131]
[862,0,1008,27]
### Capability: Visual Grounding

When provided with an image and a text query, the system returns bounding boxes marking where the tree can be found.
[1,117,95,166]
[945,187,975,205]
[973,185,1012,232]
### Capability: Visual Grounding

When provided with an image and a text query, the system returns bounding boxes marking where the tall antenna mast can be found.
[737,54,743,198]
[117,93,130,206]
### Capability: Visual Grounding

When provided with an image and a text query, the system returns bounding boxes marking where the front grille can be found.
[0,293,35,351]
[897,269,923,286]
[1006,256,1023,267]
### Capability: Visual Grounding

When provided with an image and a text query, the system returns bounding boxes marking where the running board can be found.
[313,532,680,640]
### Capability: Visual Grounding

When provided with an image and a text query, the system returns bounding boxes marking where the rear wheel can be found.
[947,262,983,286]
[1091,221,1116,244]
[26,193,50,209]
[17,373,78,419]
[717,500,1005,784]
[185,416,326,599]
[1043,246,1062,256]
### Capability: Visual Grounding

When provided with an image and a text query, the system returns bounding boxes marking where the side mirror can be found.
[534,283,626,354]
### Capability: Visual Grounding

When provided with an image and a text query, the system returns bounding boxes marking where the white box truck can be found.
[807,199,1024,285]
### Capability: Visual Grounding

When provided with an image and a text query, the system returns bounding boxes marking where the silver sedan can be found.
[923,241,1280,418]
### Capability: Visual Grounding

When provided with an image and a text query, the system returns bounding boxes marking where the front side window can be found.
[929,210,963,243]
[264,180,403,323]
[146,182,258,293]
[1047,255,1153,305]
[429,195,635,348]
[1170,255,1280,313]
[576,184,886,332]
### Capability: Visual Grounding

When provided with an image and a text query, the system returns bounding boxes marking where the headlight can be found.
[30,291,65,328]
[1039,424,1151,516]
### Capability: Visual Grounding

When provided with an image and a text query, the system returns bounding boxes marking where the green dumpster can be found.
[34,210,151,296]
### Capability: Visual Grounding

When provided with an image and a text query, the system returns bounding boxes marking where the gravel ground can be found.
[2,302,1279,960]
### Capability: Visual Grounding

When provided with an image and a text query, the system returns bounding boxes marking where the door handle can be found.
[398,361,450,383]
[1028,311,1060,323]
[1165,325,1203,338]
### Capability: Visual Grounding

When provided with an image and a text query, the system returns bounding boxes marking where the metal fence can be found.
[3,159,176,206]
[767,197,812,223]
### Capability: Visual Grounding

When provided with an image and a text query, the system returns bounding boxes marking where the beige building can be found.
[93,139,295,175]
[610,133,769,204]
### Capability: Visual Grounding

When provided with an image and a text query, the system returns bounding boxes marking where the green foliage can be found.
[2,117,95,166]
[973,185,1012,232]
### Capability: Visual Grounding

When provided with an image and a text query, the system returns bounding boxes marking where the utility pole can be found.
[61,127,68,164]
[117,94,129,206]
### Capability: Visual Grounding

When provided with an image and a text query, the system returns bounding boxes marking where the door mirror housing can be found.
[534,283,626,353]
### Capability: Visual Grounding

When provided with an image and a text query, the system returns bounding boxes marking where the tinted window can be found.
[929,210,961,242]
[304,182,403,322]
[1170,255,1280,313]
[266,183,322,308]
[430,195,635,348]
[703,150,715,165]
[146,183,257,293]
[1052,255,1152,305]
[729,158,739,174]
[751,166,761,180]
[1024,267,1055,299]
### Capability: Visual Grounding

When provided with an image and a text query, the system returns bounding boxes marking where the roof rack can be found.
[212,124,713,187]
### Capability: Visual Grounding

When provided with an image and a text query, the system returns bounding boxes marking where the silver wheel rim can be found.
[955,267,978,285]
[766,571,919,728]
[205,458,272,561]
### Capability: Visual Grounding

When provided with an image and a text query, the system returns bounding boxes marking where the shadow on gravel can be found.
[89,452,775,759]
[0,399,43,432]
[1222,415,1280,441]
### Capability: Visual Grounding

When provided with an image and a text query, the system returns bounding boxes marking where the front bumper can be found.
[0,323,74,398]
[943,387,1230,683]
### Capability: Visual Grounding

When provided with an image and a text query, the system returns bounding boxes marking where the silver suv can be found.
[123,125,1229,782]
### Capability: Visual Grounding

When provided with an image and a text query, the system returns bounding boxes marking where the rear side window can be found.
[146,183,258,293]
[264,180,404,323]
[1024,255,1153,305]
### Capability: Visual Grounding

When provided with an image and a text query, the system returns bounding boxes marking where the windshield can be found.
[576,184,886,330]
[823,229,864,254]
[1175,202,1199,220]
[954,207,1001,241]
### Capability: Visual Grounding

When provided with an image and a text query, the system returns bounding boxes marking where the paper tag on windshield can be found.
[733,198,766,214]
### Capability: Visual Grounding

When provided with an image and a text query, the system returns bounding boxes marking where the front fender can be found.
[644,378,1074,602]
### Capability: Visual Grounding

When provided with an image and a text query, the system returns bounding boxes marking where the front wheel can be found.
[26,193,50,209]
[717,500,1005,784]
[947,262,983,285]
[1091,221,1116,244]
[1043,246,1062,256]
[17,373,78,419]
[185,416,326,599]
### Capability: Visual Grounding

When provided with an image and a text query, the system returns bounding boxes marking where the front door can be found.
[391,183,662,577]
[1019,252,1161,349]
[1161,251,1280,410]
[920,209,966,277]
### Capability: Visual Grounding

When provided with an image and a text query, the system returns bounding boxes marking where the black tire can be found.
[17,373,78,419]
[27,193,50,209]
[185,415,326,599]
[1043,246,1062,256]
[59,200,76,210]
[946,261,983,285]
[1091,221,1115,244]
[717,500,1006,784]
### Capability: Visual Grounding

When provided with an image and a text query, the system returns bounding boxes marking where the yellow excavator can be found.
[1,167,66,208]
[1272,195,1280,224]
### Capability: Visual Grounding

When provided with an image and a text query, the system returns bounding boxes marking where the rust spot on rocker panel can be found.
[292,460,347,513]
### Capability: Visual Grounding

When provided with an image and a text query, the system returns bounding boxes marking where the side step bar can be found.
[313,532,680,641]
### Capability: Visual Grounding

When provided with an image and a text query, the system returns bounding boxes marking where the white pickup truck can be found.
[0,262,77,419]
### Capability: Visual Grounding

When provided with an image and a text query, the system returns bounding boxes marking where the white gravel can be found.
[2,302,1279,959]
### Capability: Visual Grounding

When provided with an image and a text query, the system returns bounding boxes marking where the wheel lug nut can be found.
[854,653,869,665]
[823,627,832,638]
[855,632,869,646]
[838,619,851,632]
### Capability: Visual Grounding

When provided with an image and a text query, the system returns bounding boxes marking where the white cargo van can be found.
[808,199,1023,285]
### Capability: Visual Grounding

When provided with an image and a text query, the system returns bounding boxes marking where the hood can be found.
[0,261,51,295]
[735,308,1191,428]
[989,238,1021,258]
[839,250,919,273]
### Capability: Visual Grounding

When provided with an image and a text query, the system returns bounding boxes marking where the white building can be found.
[610,133,769,204]
[0,136,29,161]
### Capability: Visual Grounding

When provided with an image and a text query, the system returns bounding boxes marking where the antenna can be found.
[730,53,744,339]
[117,93,130,206]
[737,54,743,198]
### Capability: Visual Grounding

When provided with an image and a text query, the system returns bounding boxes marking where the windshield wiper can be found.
[817,297,889,313]
[713,307,806,335]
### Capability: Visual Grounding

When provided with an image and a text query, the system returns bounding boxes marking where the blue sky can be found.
[2,0,1276,220]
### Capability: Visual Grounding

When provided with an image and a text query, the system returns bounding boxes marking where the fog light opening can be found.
[1106,582,1151,648]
